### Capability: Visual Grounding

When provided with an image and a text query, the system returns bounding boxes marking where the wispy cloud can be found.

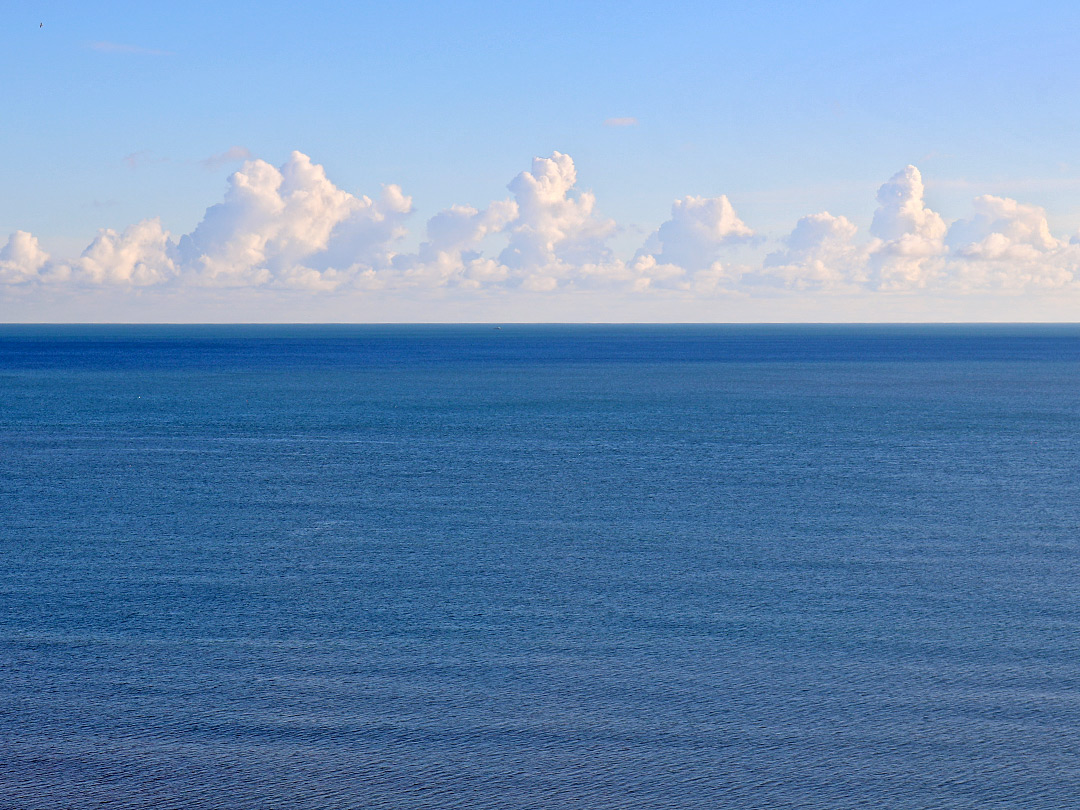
[200,146,252,170]
[123,151,169,170]
[603,117,638,127]
[88,41,173,56]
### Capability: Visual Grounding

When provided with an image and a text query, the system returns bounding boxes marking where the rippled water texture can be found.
[4,324,1080,809]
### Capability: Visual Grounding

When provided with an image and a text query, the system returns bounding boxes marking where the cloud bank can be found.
[7,152,1080,300]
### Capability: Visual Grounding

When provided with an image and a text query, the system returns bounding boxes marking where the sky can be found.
[4,0,1080,322]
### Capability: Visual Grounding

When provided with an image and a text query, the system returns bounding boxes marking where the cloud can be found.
[0,152,413,290]
[10,152,1080,300]
[298,182,413,285]
[630,195,754,290]
[88,41,173,56]
[603,117,639,127]
[176,151,411,287]
[390,152,627,293]
[201,146,253,170]
[76,218,175,285]
[124,151,168,169]
[945,195,1080,288]
[761,169,1079,293]
[867,165,947,289]
[764,212,865,289]
[0,231,50,283]
[626,254,691,292]
[497,151,617,290]
[393,200,517,287]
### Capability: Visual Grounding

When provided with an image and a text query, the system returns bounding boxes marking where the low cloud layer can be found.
[7,152,1080,299]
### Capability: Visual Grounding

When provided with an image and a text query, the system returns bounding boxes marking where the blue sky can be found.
[4,1,1080,320]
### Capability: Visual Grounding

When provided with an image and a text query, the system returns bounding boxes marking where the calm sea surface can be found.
[3,324,1080,809]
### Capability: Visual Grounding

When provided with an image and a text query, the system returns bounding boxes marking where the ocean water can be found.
[3,324,1080,809]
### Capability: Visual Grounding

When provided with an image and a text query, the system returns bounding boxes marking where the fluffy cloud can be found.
[764,212,864,289]
[3,151,414,291]
[761,168,1080,293]
[393,200,517,288]
[9,151,1080,298]
[867,165,947,289]
[626,194,754,292]
[293,183,412,285]
[0,231,50,283]
[497,152,617,289]
[945,195,1080,288]
[77,218,174,285]
[640,195,753,272]
[763,170,1079,293]
[176,151,411,287]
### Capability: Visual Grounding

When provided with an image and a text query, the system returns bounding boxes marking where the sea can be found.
[3,324,1080,810]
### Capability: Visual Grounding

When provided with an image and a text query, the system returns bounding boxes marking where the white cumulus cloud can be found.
[629,194,754,291]
[176,151,411,288]
[867,165,947,289]
[393,200,517,288]
[10,151,1080,303]
[945,195,1079,288]
[76,218,175,285]
[497,151,617,290]
[764,212,865,289]
[0,231,51,283]
[639,195,753,271]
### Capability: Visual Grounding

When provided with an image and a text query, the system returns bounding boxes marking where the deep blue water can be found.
[3,325,1080,809]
